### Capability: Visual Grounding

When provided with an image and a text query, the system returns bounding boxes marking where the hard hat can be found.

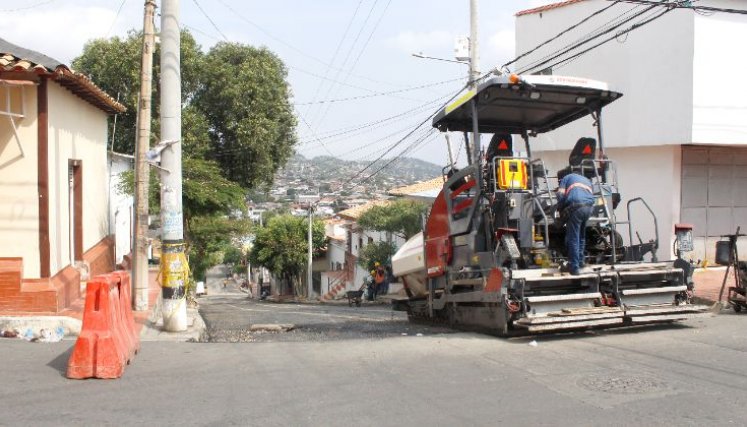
[374,262,380,266]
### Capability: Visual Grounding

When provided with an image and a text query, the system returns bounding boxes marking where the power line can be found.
[535,6,675,74]
[293,77,464,106]
[297,110,336,157]
[310,0,381,124]
[182,23,222,41]
[346,0,392,79]
[303,0,364,115]
[0,0,57,12]
[614,0,747,15]
[338,122,435,160]
[214,0,401,88]
[521,2,651,71]
[105,0,129,38]
[297,91,454,148]
[503,0,621,71]
[355,129,437,185]
[315,0,393,125]
[191,0,229,41]
[345,84,466,183]
[518,3,661,74]
[335,128,435,190]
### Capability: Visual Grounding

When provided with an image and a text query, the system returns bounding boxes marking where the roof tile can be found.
[388,176,444,197]
[516,0,586,17]
[337,200,391,220]
[0,37,125,114]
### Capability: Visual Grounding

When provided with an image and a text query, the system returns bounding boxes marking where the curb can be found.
[0,315,82,337]
[139,296,208,342]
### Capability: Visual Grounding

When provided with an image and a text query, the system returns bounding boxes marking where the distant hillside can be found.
[288,155,442,182]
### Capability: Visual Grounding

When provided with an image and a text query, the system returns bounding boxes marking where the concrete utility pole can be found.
[307,203,314,299]
[469,0,480,89]
[132,0,157,311]
[469,0,482,168]
[159,0,188,331]
[444,133,455,168]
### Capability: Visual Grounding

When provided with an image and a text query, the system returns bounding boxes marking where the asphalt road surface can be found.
[2,268,747,426]
[198,266,454,343]
[2,313,747,426]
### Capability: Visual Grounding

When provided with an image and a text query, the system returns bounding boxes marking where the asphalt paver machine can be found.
[392,74,710,334]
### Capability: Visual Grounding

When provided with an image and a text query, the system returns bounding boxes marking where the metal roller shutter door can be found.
[681,146,747,261]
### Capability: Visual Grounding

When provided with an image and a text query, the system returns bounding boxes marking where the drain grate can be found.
[578,375,668,394]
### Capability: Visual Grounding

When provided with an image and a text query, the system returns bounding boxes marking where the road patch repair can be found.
[249,324,294,332]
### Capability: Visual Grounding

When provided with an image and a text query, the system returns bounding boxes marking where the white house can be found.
[0,37,126,312]
[109,153,134,266]
[319,201,406,300]
[514,0,747,262]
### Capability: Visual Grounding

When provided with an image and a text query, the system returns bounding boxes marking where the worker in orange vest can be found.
[374,262,386,298]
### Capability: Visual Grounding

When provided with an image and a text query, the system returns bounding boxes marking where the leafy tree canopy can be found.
[249,215,325,297]
[188,215,252,281]
[358,241,397,273]
[358,199,428,240]
[74,31,297,190]
[73,30,205,154]
[196,42,297,189]
[115,156,245,218]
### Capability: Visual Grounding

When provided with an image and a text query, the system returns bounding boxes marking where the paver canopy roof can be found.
[432,74,622,135]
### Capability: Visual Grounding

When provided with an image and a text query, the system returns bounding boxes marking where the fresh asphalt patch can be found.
[197,295,455,343]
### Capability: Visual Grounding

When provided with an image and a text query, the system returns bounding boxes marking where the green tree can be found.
[195,42,297,189]
[188,216,252,281]
[73,30,205,154]
[77,30,298,283]
[358,199,428,240]
[358,240,397,273]
[249,215,325,297]
[75,31,297,195]
[116,156,245,218]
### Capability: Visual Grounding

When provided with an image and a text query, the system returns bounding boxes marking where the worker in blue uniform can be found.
[557,173,595,275]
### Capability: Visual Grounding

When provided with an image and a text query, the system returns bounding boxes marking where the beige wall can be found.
[0,83,40,277]
[47,83,110,274]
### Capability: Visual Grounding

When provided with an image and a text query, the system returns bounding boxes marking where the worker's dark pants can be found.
[565,204,594,273]
[368,282,377,301]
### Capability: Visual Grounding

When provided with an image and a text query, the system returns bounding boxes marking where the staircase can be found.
[0,258,80,313]
[320,271,349,302]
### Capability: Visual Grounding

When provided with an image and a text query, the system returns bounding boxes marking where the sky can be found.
[0,0,555,168]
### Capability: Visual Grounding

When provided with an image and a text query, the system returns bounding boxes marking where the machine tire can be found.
[734,304,742,313]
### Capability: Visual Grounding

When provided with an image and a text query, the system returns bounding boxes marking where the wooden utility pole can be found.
[132,0,157,311]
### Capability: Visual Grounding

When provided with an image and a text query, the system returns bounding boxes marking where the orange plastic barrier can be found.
[67,272,139,379]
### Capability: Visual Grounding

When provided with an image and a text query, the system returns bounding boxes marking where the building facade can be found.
[514,0,747,262]
[0,38,125,312]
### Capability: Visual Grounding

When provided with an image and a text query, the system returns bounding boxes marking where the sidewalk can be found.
[0,268,206,342]
[692,266,737,304]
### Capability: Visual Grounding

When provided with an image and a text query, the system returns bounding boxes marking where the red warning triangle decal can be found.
[498,140,509,150]
[582,145,592,155]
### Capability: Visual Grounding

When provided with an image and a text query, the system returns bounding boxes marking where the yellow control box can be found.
[496,159,528,190]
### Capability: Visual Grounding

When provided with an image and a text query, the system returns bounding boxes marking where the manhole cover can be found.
[578,375,667,394]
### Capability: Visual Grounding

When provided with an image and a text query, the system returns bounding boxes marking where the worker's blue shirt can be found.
[558,173,595,208]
